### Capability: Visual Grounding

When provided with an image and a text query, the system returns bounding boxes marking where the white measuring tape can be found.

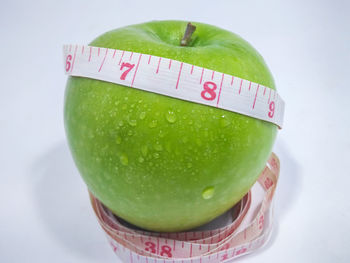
[90,153,280,263]
[63,45,285,128]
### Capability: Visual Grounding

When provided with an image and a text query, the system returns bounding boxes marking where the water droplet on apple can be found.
[220,116,230,127]
[187,163,192,168]
[141,145,148,156]
[153,142,163,151]
[127,117,137,127]
[122,104,127,110]
[139,112,146,120]
[165,110,176,123]
[188,120,193,125]
[118,121,124,127]
[116,136,122,144]
[128,130,133,136]
[153,153,160,159]
[138,156,144,163]
[202,186,215,200]
[159,130,165,138]
[138,100,143,104]
[120,154,129,166]
[149,120,157,128]
[195,123,202,128]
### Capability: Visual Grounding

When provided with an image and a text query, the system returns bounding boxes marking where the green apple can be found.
[64,20,277,232]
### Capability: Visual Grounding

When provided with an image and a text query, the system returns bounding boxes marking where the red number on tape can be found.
[268,101,275,118]
[160,245,172,257]
[221,253,228,261]
[120,62,135,80]
[270,157,278,170]
[110,241,118,252]
[65,55,72,72]
[145,241,156,253]
[264,177,273,189]
[235,247,247,255]
[258,215,264,230]
[201,81,217,101]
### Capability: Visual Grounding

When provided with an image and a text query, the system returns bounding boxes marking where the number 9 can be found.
[268,101,275,118]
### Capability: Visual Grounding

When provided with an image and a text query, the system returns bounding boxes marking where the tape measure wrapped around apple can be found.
[63,21,285,261]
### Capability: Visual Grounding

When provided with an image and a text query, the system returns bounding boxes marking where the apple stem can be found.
[180,22,196,46]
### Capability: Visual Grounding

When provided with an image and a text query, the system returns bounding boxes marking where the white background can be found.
[1,0,349,262]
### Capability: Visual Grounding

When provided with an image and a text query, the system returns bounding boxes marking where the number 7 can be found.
[120,62,135,80]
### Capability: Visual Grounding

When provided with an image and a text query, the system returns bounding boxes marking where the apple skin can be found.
[64,20,277,232]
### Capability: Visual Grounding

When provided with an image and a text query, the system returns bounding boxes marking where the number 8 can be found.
[201,81,217,101]
[160,245,172,257]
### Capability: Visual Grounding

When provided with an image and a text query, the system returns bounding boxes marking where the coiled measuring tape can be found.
[63,45,284,128]
[89,153,280,263]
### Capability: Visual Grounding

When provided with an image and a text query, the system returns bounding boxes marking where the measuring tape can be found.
[63,45,285,128]
[89,153,280,263]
